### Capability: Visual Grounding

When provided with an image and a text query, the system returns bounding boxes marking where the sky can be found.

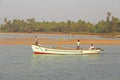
[0,0,120,23]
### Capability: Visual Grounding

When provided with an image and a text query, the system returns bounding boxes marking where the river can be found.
[0,34,120,80]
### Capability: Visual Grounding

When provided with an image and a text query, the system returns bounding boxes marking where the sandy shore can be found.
[0,38,120,45]
[0,32,120,45]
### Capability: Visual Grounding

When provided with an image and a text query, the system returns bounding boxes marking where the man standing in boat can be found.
[76,40,80,50]
[35,35,38,45]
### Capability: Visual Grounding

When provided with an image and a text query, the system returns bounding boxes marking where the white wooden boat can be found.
[31,45,102,55]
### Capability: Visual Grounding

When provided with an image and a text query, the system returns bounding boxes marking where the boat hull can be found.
[31,45,101,55]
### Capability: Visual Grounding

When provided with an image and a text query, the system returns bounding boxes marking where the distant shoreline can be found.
[0,38,120,45]
[0,32,94,35]
[0,32,120,45]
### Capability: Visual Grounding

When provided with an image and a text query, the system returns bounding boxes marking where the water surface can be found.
[0,45,120,80]
[1,33,120,40]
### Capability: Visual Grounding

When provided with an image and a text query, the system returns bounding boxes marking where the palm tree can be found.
[106,12,111,22]
[106,12,112,33]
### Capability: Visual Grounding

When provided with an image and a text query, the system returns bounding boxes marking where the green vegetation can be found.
[0,12,120,34]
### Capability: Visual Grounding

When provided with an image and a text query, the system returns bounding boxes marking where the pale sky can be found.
[0,0,120,23]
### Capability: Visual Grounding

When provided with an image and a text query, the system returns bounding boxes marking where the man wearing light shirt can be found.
[76,40,80,50]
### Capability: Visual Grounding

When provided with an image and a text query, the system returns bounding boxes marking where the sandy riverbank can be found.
[0,32,120,45]
[0,38,120,45]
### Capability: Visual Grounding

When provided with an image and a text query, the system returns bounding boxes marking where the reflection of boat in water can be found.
[31,45,103,55]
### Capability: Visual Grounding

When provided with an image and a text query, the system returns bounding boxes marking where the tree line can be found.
[0,12,120,34]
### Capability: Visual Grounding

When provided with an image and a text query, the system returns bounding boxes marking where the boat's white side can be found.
[31,45,101,55]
